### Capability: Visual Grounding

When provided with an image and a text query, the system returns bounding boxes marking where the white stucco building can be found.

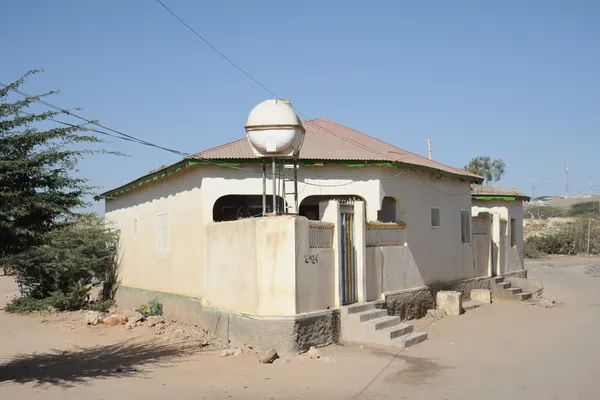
[98,117,523,353]
[471,185,530,276]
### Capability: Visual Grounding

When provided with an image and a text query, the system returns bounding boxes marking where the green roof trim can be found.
[97,156,483,201]
[472,194,530,202]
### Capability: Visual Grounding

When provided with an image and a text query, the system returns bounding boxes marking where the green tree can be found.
[1,70,121,311]
[8,214,120,307]
[0,70,106,259]
[464,156,506,184]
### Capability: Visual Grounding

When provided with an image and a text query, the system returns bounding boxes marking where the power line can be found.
[153,0,319,122]
[3,85,414,188]
[154,0,279,99]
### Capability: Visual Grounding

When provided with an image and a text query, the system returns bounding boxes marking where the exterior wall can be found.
[296,248,336,313]
[201,164,382,222]
[105,162,476,308]
[378,171,475,287]
[472,199,525,274]
[105,167,205,298]
[365,245,425,301]
[473,233,491,277]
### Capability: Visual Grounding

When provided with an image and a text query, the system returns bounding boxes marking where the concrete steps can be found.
[491,276,532,301]
[340,302,428,350]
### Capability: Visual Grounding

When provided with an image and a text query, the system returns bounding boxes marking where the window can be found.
[377,197,397,223]
[431,208,440,227]
[510,218,516,247]
[156,213,170,253]
[133,218,138,238]
[460,210,471,244]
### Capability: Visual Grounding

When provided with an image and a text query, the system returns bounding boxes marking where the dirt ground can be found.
[2,259,600,399]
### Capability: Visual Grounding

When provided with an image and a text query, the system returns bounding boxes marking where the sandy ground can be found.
[1,259,600,399]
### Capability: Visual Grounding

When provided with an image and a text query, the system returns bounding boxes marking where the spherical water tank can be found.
[244,99,305,158]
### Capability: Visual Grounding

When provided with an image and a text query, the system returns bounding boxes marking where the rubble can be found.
[147,316,166,327]
[220,347,237,357]
[103,314,128,326]
[233,347,244,356]
[585,265,600,277]
[257,348,278,364]
[85,311,102,326]
[307,346,320,359]
[427,309,446,320]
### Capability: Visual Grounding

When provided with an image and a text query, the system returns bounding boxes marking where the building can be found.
[471,185,530,276]
[98,117,513,353]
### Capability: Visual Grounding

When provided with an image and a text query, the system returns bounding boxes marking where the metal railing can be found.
[309,222,334,248]
[366,223,406,247]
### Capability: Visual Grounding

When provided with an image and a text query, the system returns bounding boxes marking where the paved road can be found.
[1,258,599,399]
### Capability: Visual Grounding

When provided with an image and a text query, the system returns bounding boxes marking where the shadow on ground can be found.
[0,339,205,388]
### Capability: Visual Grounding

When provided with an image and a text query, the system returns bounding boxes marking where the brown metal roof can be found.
[193,118,481,180]
[472,185,530,200]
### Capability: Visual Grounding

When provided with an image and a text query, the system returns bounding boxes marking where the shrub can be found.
[524,217,600,257]
[89,299,115,313]
[5,297,50,313]
[46,285,90,311]
[5,214,120,306]
[139,298,163,317]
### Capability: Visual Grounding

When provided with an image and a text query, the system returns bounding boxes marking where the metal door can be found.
[340,206,357,305]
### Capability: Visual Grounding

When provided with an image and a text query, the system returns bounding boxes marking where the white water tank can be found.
[244,99,305,158]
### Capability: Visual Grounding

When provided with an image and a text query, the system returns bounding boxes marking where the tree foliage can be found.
[464,156,506,184]
[1,70,121,312]
[7,214,120,301]
[0,70,108,259]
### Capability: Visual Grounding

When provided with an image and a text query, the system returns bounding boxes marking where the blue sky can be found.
[2,0,599,213]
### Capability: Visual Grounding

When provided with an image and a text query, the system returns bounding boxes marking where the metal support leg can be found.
[262,161,266,216]
[272,157,277,214]
[294,158,299,214]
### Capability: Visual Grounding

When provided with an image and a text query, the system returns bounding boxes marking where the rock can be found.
[284,357,292,364]
[86,311,102,326]
[233,347,244,356]
[539,299,554,308]
[103,314,128,326]
[125,320,136,330]
[123,310,143,321]
[257,348,278,364]
[147,316,166,327]
[427,309,446,320]
[220,347,237,357]
[307,346,320,359]
[537,297,562,308]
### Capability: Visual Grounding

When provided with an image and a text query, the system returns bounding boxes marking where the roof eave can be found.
[98,157,482,201]
[472,194,530,202]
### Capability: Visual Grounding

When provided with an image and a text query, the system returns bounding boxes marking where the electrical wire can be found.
[153,0,319,121]
[416,175,474,197]
[154,0,279,100]
[2,84,411,188]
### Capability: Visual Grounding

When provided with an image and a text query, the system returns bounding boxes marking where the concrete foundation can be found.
[115,285,339,355]
[436,291,462,316]
[470,289,492,304]
[384,276,491,320]
[502,269,528,279]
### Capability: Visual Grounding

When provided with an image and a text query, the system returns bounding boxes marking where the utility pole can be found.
[565,165,569,198]
[532,184,538,219]
[428,137,432,160]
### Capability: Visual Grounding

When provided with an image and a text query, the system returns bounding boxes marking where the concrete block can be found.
[436,291,462,316]
[470,289,491,304]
